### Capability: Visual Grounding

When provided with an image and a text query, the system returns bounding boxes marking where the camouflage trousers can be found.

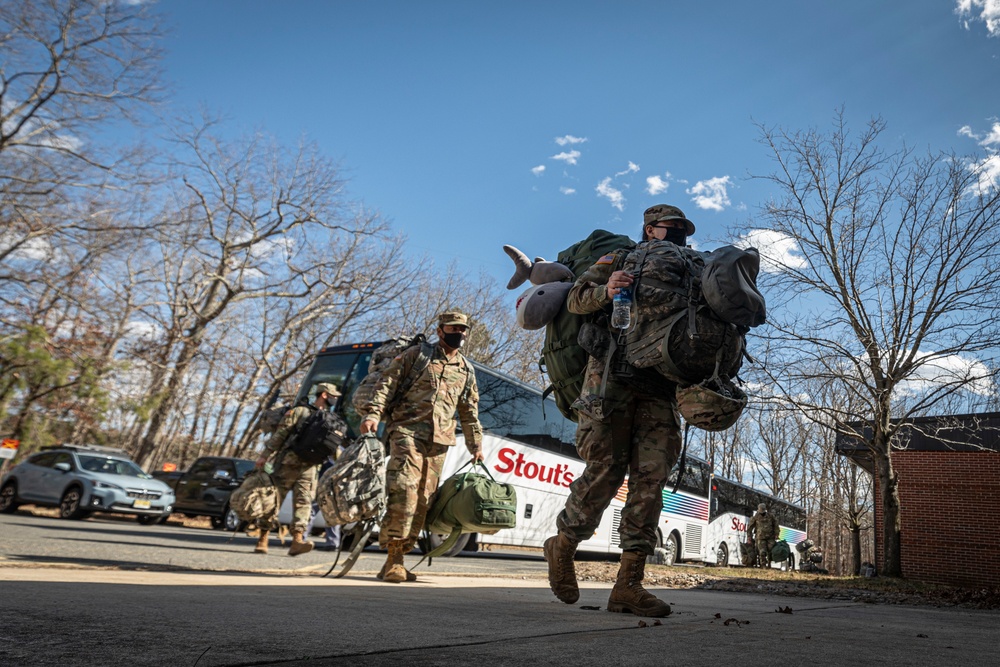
[272,451,318,534]
[755,538,776,567]
[379,431,450,548]
[557,393,681,555]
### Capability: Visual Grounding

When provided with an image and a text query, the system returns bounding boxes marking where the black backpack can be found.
[288,407,349,466]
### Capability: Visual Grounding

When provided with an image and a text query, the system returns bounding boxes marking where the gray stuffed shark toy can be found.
[504,245,575,330]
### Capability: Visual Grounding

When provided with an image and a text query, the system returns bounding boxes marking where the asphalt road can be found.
[0,511,548,577]
[3,511,1000,667]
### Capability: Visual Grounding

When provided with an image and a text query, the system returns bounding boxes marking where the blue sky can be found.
[156,1,1000,292]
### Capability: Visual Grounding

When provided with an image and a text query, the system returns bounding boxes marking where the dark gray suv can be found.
[0,444,175,524]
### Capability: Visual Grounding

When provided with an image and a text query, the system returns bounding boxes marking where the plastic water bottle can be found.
[611,287,632,329]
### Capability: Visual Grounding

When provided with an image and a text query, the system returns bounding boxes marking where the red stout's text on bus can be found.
[494,447,575,488]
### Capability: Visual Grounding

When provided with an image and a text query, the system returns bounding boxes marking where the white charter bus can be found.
[286,340,806,563]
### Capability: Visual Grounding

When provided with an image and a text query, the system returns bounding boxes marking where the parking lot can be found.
[0,511,547,577]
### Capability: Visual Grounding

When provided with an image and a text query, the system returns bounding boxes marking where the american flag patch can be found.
[595,254,615,265]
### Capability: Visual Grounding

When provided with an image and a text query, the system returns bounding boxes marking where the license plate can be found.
[133,499,151,509]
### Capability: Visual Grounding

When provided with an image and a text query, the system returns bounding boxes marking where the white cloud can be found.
[970,153,1000,193]
[956,0,1000,37]
[686,175,732,211]
[736,229,808,273]
[596,177,625,211]
[531,165,545,176]
[551,150,581,165]
[980,122,1000,146]
[896,350,996,397]
[125,320,162,340]
[0,232,52,261]
[646,172,671,195]
[615,161,640,177]
[560,186,576,195]
[555,135,588,146]
[958,125,979,140]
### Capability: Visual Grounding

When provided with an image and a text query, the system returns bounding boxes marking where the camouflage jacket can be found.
[567,248,636,412]
[263,405,311,456]
[364,342,483,452]
[747,511,779,541]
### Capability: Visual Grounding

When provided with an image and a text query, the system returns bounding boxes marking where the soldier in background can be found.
[746,503,779,568]
[360,309,484,584]
[254,382,342,556]
[543,205,694,618]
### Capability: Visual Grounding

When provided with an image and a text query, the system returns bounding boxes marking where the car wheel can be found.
[716,541,730,567]
[664,532,679,566]
[59,486,87,520]
[0,481,19,513]
[222,505,244,532]
[419,532,471,557]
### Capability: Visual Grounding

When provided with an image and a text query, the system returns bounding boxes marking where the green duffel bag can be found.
[771,539,791,563]
[421,461,517,560]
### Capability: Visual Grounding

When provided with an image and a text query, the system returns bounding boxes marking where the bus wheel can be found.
[716,542,729,567]
[664,533,679,566]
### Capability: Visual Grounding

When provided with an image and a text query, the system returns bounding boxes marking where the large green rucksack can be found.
[421,461,517,560]
[540,230,635,421]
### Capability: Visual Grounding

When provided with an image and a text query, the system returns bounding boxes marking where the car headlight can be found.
[92,481,123,490]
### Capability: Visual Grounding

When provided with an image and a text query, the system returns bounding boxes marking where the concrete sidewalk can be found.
[2,567,996,666]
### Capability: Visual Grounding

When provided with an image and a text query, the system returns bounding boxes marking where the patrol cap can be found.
[315,382,342,398]
[643,204,696,236]
[438,310,470,328]
[757,503,767,512]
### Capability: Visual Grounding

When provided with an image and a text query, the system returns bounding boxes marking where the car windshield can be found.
[234,460,255,478]
[78,455,151,479]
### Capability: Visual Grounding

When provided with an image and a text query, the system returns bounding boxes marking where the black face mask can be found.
[442,332,465,349]
[664,228,688,246]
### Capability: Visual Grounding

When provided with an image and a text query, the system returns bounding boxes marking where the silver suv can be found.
[0,444,175,524]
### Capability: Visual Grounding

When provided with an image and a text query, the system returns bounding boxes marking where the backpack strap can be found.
[397,341,435,400]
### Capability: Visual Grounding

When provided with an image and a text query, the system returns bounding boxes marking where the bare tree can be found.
[749,111,1000,576]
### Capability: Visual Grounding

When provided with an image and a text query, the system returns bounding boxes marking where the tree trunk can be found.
[873,445,902,577]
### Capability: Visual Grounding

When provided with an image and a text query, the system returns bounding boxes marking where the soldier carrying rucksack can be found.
[360,310,484,584]
[544,204,696,619]
[254,382,346,556]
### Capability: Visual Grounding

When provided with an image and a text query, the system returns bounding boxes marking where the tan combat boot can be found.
[287,530,314,556]
[381,540,408,583]
[607,550,672,617]
[377,541,417,582]
[254,530,270,554]
[543,534,579,604]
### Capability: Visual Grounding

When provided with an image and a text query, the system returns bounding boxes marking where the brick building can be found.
[836,412,1000,589]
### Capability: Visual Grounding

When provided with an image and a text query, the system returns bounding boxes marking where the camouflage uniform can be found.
[746,508,779,568]
[264,406,319,534]
[555,249,682,555]
[365,341,483,549]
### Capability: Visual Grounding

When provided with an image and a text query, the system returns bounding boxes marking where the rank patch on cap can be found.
[595,254,615,265]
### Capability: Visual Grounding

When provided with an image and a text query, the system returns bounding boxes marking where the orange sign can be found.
[161,462,177,472]
[0,439,18,460]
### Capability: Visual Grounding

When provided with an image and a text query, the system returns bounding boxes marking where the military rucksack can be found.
[287,407,348,466]
[315,434,388,578]
[622,241,755,385]
[229,469,281,531]
[258,402,292,435]
[420,461,517,561]
[351,335,435,416]
[316,433,387,526]
[540,230,636,422]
